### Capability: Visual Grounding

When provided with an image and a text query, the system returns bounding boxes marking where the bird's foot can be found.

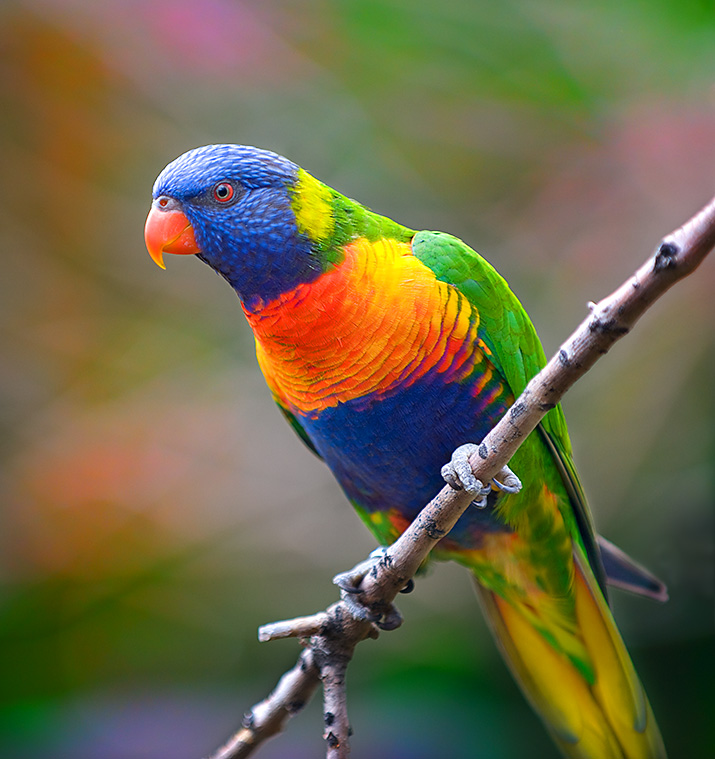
[441,443,522,509]
[332,547,409,631]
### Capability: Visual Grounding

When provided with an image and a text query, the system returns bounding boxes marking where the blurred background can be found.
[0,1,713,757]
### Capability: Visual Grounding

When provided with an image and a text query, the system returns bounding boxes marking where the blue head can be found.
[146,144,325,307]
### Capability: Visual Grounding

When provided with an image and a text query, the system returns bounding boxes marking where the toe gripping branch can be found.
[332,444,522,630]
[441,443,522,508]
[332,548,411,631]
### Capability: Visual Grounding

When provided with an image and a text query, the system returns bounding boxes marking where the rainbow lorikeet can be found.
[145,144,668,758]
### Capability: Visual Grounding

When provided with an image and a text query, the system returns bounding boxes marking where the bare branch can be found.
[207,193,715,759]
[319,637,354,759]
[258,612,330,642]
[208,649,321,759]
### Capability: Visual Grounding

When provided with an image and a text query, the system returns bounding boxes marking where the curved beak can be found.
[144,203,200,269]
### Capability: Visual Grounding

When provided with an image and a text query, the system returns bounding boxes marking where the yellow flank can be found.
[291,168,334,242]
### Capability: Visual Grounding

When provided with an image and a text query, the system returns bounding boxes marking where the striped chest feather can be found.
[243,237,498,417]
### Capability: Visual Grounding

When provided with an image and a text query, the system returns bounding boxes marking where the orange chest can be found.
[243,237,483,415]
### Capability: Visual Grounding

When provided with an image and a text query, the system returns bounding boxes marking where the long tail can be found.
[472,552,666,759]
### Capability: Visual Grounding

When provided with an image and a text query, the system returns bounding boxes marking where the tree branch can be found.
[206,193,715,759]
[208,649,321,759]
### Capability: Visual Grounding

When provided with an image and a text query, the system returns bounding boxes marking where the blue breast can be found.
[300,365,513,548]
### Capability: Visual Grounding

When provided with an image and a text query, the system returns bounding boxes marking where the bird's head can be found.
[144,144,335,308]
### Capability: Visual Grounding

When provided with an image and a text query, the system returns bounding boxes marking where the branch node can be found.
[654,241,679,272]
[558,348,571,367]
[588,316,629,336]
[242,711,255,729]
[423,517,447,540]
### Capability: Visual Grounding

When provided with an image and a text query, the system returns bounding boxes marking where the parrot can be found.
[144,144,668,758]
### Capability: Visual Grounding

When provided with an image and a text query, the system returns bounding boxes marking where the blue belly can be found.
[300,369,511,547]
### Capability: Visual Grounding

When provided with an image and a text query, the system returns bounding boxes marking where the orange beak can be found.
[144,204,200,269]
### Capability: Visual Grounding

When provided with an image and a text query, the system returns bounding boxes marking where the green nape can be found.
[290,168,414,268]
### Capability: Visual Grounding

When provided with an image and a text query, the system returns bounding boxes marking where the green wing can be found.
[411,230,606,592]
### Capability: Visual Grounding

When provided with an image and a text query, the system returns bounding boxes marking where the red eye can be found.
[213,182,235,203]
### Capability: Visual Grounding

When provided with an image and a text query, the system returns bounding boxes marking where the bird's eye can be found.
[212,182,235,203]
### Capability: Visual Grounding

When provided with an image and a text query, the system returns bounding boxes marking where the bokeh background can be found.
[1,1,713,757]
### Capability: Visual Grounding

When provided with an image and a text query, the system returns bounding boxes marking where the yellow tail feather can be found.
[472,553,666,759]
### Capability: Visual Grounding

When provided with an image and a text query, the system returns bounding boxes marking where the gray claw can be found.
[340,593,382,624]
[442,446,522,509]
[377,605,403,631]
[333,547,404,630]
[441,443,483,494]
[332,547,386,592]
[492,465,522,494]
[340,592,403,630]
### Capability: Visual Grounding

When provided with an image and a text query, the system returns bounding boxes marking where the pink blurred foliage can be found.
[506,100,715,281]
[30,0,310,85]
